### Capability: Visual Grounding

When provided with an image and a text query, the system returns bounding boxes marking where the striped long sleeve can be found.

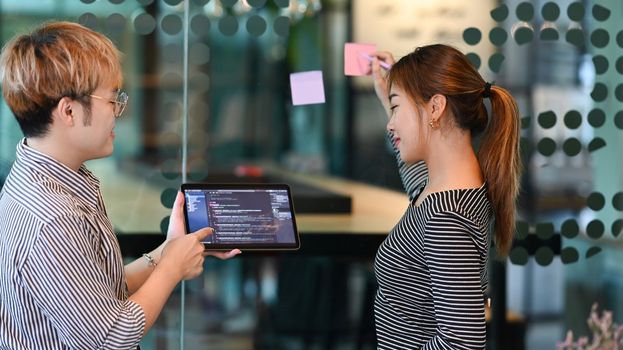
[374,133,491,349]
[0,139,145,349]
[422,211,487,349]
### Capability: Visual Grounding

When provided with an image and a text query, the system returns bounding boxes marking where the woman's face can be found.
[386,85,432,163]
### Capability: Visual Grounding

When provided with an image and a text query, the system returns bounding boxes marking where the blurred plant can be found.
[557,303,623,350]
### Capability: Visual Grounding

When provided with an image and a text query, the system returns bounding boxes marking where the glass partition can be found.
[1,0,623,349]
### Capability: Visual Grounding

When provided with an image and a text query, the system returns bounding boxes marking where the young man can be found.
[0,22,240,349]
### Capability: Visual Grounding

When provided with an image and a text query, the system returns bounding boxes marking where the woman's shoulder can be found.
[422,186,491,233]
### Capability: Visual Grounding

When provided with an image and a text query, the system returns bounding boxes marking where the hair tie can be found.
[482,82,493,98]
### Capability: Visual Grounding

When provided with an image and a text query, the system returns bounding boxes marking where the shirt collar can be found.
[15,138,100,209]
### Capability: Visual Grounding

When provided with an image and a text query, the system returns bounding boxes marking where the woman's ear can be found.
[430,94,447,118]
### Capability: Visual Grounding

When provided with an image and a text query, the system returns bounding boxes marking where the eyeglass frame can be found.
[89,90,129,118]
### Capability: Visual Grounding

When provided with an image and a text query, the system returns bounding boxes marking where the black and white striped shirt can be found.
[374,135,492,349]
[0,139,145,349]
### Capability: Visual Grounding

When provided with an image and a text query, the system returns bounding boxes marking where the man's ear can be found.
[52,97,75,127]
[429,94,447,119]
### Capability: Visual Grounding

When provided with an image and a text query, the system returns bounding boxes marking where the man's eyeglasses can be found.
[89,90,129,118]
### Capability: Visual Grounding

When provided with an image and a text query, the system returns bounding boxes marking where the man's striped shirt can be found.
[374,135,492,349]
[0,140,145,349]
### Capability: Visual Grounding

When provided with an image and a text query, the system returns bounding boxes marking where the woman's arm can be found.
[422,212,487,350]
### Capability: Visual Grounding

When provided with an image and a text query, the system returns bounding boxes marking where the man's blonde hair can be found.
[0,21,122,137]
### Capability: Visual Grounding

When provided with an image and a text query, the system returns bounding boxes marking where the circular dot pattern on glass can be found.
[466,53,481,69]
[537,138,556,156]
[593,55,609,74]
[616,84,623,102]
[586,247,602,259]
[567,3,585,21]
[588,138,606,153]
[489,27,508,46]
[613,192,623,210]
[561,247,579,264]
[612,220,623,238]
[536,222,554,240]
[160,188,178,209]
[274,16,290,36]
[541,2,560,21]
[163,43,182,63]
[521,117,531,129]
[190,43,210,65]
[615,111,623,129]
[564,110,582,129]
[516,221,529,240]
[561,219,579,238]
[106,13,126,32]
[191,15,211,35]
[510,247,529,265]
[592,4,611,21]
[616,57,623,74]
[587,220,604,239]
[488,53,505,73]
[490,4,509,22]
[562,138,581,156]
[588,109,606,127]
[538,111,556,128]
[134,13,157,35]
[189,159,209,181]
[160,216,170,235]
[540,28,558,41]
[591,83,608,102]
[162,14,183,35]
[535,247,554,266]
[161,159,180,180]
[514,26,534,45]
[463,27,482,45]
[516,2,534,21]
[587,192,605,210]
[219,15,239,36]
[79,13,99,30]
[591,29,609,48]
[566,28,585,46]
[247,15,267,37]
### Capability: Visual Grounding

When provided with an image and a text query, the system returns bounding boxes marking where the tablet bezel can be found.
[181,183,301,251]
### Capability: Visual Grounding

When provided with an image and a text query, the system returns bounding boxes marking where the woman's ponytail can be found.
[478,86,521,257]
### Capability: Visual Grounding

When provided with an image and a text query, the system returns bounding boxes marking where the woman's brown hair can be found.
[388,44,521,257]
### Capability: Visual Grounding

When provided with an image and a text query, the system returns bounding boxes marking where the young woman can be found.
[369,44,521,349]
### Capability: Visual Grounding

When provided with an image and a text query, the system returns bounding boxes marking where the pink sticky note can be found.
[344,43,376,76]
[290,70,325,106]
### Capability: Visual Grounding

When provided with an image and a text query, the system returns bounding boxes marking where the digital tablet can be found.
[181,183,300,251]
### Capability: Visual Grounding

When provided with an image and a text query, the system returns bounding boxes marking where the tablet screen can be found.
[181,183,300,250]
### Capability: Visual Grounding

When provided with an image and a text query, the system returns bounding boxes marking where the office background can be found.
[1,0,622,349]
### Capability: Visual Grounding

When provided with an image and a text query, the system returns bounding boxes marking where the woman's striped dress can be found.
[374,138,492,349]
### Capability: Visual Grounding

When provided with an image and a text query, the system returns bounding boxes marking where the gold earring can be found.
[429,119,440,129]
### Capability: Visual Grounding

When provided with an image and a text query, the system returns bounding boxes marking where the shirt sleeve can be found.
[422,211,487,350]
[20,215,146,350]
[387,131,428,202]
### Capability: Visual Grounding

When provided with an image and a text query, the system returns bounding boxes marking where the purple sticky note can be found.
[290,70,325,106]
[344,43,376,76]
